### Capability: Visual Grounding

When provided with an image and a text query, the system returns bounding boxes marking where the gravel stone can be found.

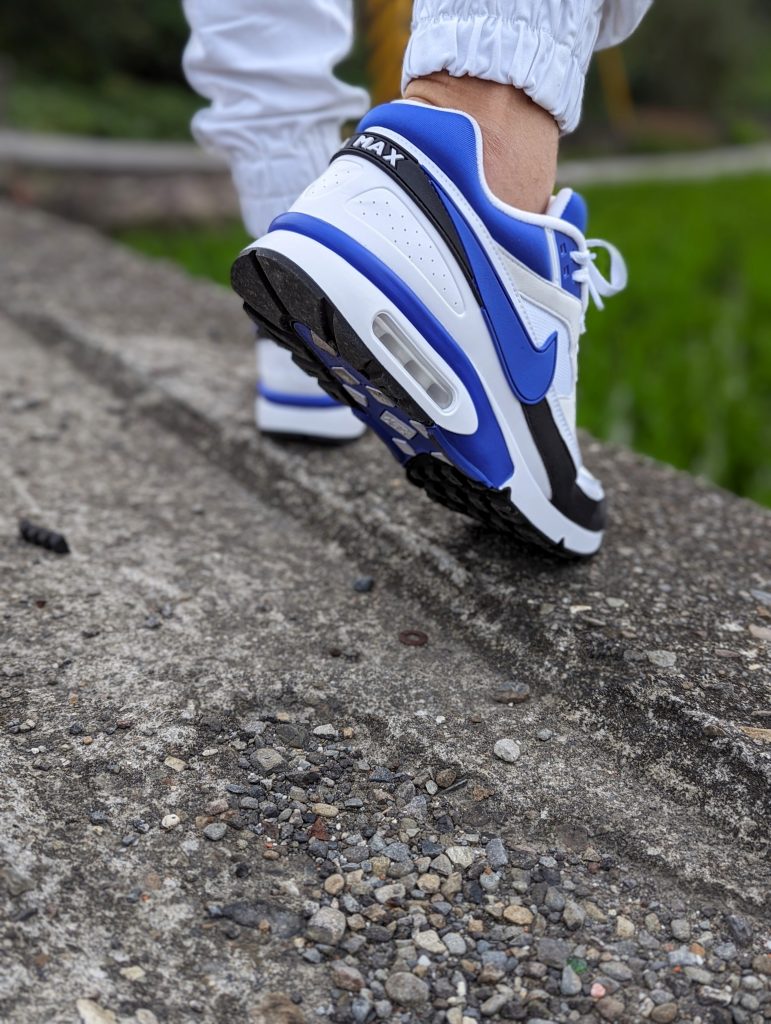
[446,845,475,869]
[480,991,510,1015]
[597,995,625,1020]
[382,842,411,863]
[561,964,583,996]
[306,907,346,945]
[752,954,771,976]
[384,972,429,1006]
[443,932,467,955]
[647,650,677,669]
[311,803,339,818]
[485,837,508,869]
[503,904,534,926]
[76,1001,117,1024]
[330,962,365,991]
[251,747,284,773]
[414,929,447,955]
[650,1003,679,1023]
[563,900,586,930]
[491,681,530,704]
[375,883,405,904]
[493,738,520,763]
[203,822,227,841]
[726,914,752,946]
[603,961,633,982]
[537,937,571,968]
[435,768,457,788]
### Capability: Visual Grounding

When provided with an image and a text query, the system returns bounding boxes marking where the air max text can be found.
[352,135,404,168]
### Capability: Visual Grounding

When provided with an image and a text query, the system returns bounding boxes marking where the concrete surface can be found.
[1,200,770,1024]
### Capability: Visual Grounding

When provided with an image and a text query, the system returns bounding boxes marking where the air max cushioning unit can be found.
[231,101,627,556]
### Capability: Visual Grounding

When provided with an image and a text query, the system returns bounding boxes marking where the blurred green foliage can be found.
[1,1,770,141]
[0,1,186,84]
[7,74,199,140]
[116,174,771,507]
[622,0,767,114]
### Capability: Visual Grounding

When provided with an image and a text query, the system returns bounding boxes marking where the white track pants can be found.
[182,0,651,236]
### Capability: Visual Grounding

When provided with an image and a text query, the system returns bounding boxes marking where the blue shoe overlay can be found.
[358,103,554,280]
[273,212,514,489]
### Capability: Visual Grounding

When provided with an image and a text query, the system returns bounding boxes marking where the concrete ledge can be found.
[1,199,769,913]
[0,131,239,227]
[5,130,771,227]
[0,130,227,173]
[4,129,771,183]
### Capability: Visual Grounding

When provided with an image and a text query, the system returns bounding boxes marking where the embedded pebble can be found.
[414,928,447,955]
[330,962,365,991]
[385,972,429,1006]
[311,802,339,818]
[446,845,475,869]
[251,747,284,773]
[203,822,227,841]
[597,995,625,1021]
[561,964,583,996]
[306,906,346,945]
[503,904,533,926]
[76,1002,117,1024]
[323,873,345,895]
[485,836,508,868]
[490,681,530,704]
[493,738,520,762]
[646,649,677,669]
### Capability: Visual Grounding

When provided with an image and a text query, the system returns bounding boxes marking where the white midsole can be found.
[248,229,603,554]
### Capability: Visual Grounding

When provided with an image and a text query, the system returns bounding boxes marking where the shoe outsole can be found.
[232,246,580,559]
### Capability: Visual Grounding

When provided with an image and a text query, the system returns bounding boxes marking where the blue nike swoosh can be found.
[432,180,558,405]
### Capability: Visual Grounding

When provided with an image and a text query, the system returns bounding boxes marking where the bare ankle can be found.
[403,72,558,214]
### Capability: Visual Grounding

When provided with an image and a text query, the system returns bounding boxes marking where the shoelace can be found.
[571,239,628,319]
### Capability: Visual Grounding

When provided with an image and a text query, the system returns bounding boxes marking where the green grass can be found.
[7,74,200,140]
[116,174,771,507]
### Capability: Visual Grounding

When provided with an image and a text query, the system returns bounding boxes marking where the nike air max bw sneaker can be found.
[255,336,366,441]
[232,101,627,555]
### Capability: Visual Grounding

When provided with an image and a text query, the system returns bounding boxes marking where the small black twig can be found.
[19,519,70,555]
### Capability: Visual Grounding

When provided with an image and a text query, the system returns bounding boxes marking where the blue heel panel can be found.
[357,103,552,282]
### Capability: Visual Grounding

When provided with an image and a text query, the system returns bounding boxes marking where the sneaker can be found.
[255,336,366,441]
[231,101,627,556]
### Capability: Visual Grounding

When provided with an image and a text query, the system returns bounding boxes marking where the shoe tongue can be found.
[548,188,587,233]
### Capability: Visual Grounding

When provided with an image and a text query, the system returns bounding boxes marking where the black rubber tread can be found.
[231,246,583,559]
